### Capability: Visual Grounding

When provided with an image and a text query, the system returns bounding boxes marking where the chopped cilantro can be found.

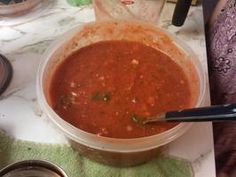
[91,91,110,102]
[103,92,110,102]
[131,114,139,123]
[91,91,101,101]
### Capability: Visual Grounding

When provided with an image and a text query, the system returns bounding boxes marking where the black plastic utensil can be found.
[142,104,236,124]
[172,0,192,26]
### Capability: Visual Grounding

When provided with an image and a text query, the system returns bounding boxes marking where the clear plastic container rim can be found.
[37,20,206,153]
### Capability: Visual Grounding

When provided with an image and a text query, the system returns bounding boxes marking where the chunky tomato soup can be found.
[49,40,192,138]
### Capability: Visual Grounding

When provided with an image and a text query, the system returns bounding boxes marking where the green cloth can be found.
[0,131,193,177]
[66,0,91,6]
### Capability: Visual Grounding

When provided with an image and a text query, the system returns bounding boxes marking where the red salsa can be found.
[49,41,192,138]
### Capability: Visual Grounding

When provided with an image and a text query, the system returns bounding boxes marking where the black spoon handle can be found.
[165,104,236,122]
[172,0,192,26]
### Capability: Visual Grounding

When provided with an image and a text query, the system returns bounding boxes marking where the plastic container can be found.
[37,20,206,166]
[0,0,41,16]
[93,0,193,27]
[0,160,68,177]
[93,0,165,24]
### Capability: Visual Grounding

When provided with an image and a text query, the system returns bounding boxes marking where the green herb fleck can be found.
[91,91,101,101]
[103,92,110,102]
[131,114,139,123]
[130,114,147,127]
[91,91,110,102]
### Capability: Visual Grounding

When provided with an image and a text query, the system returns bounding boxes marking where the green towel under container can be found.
[0,131,193,177]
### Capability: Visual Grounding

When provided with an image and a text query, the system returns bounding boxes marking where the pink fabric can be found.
[207,1,236,177]
[208,0,236,104]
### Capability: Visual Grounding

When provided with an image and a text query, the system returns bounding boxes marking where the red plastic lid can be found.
[0,54,12,95]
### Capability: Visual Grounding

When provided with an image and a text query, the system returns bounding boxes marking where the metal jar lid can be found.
[0,160,68,177]
[0,54,12,95]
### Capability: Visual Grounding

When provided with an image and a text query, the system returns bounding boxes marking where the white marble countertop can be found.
[0,0,215,176]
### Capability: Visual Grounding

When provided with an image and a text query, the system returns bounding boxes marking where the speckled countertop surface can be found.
[0,1,215,176]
